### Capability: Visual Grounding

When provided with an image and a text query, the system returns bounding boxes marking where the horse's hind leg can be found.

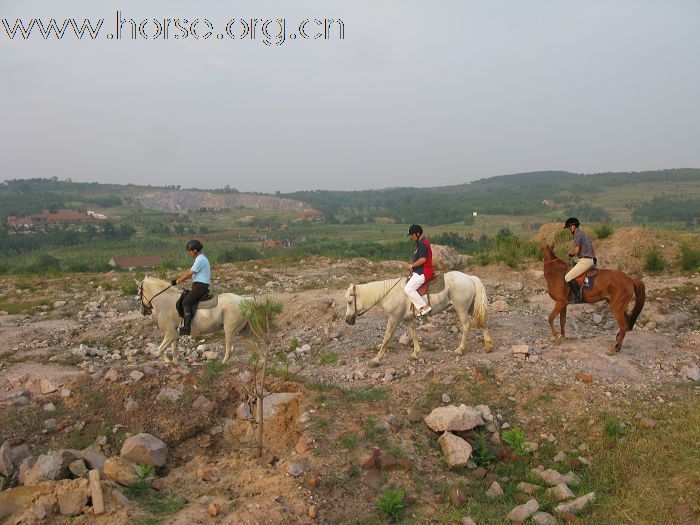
[607,300,629,355]
[548,302,567,343]
[157,333,176,362]
[370,316,400,367]
[407,320,421,360]
[452,306,471,355]
[223,324,236,364]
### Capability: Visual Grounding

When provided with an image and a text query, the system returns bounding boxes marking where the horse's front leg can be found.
[548,302,567,343]
[559,305,567,339]
[223,325,235,364]
[370,316,400,367]
[407,320,421,360]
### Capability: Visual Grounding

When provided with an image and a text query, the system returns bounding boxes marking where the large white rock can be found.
[554,492,596,516]
[120,433,168,467]
[544,483,575,502]
[531,465,580,487]
[532,511,558,525]
[437,432,472,469]
[508,499,539,523]
[424,405,485,432]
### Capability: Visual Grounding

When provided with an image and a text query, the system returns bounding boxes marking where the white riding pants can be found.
[565,258,594,282]
[404,273,427,310]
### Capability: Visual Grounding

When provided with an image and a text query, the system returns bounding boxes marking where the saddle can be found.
[574,267,598,289]
[176,289,218,319]
[417,274,445,297]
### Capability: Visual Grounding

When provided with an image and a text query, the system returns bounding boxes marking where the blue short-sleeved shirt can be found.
[191,254,211,284]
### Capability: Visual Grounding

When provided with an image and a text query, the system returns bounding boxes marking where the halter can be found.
[138,281,173,315]
[350,277,403,320]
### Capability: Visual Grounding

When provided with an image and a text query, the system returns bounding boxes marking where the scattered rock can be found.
[103,369,119,382]
[544,483,575,502]
[575,373,593,383]
[57,483,89,516]
[40,378,63,394]
[441,393,451,403]
[512,344,529,355]
[437,432,472,468]
[208,502,221,517]
[517,481,541,495]
[508,498,539,523]
[532,511,558,525]
[287,463,304,477]
[461,518,477,525]
[553,451,567,463]
[120,433,168,467]
[103,457,140,486]
[89,469,105,515]
[486,481,504,499]
[554,492,596,516]
[424,405,485,432]
[640,417,657,428]
[679,365,700,381]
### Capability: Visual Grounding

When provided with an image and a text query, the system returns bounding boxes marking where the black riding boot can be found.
[568,280,583,304]
[180,309,192,336]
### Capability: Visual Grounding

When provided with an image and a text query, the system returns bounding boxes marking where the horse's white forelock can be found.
[355,277,403,307]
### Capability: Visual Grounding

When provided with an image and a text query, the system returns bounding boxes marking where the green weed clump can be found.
[377,488,407,522]
[594,224,614,239]
[680,244,700,271]
[471,431,496,467]
[501,427,527,456]
[644,247,665,273]
[603,416,626,439]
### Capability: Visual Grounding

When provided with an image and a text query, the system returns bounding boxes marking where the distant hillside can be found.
[283,169,700,226]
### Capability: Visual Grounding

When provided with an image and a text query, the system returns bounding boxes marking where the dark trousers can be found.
[182,282,209,314]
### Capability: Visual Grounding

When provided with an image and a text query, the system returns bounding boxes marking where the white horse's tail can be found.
[468,276,488,328]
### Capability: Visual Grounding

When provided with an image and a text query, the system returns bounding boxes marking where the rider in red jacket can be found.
[404,224,434,316]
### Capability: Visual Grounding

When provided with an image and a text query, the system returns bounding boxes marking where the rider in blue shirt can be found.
[171,239,210,336]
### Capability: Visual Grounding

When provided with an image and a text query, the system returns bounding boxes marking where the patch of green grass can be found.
[377,488,406,522]
[501,427,527,456]
[603,416,626,439]
[125,481,185,517]
[644,247,665,273]
[339,433,359,450]
[594,224,614,239]
[319,351,339,365]
[201,360,227,384]
[471,431,496,467]
[362,418,387,442]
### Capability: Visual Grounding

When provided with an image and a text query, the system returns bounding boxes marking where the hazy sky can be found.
[2,0,699,192]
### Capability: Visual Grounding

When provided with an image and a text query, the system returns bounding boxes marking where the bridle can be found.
[349,277,403,321]
[138,281,173,316]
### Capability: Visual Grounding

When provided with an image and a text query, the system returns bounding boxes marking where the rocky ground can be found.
[0,257,699,525]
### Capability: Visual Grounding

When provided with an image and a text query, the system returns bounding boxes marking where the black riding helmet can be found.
[408,224,423,236]
[564,217,580,229]
[185,239,203,252]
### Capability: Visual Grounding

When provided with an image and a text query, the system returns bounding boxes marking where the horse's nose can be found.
[345,316,355,325]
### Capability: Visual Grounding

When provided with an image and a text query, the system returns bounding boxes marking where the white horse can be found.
[138,276,249,363]
[344,271,493,366]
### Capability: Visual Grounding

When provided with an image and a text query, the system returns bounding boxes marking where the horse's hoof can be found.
[369,359,381,368]
[222,357,229,364]
[606,348,620,356]
[452,348,464,355]
[409,353,420,361]
[483,346,493,354]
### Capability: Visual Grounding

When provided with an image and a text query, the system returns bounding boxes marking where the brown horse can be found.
[542,244,645,355]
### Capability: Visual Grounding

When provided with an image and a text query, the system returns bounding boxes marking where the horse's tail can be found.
[627,279,645,330]
[469,276,488,329]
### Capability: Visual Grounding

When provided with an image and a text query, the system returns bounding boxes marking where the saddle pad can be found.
[197,294,218,309]
[418,274,445,296]
[575,269,598,287]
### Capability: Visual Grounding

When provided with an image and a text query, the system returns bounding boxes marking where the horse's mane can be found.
[144,275,170,287]
[357,277,405,305]
[544,245,567,267]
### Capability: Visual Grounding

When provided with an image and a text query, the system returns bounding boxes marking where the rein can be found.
[353,277,404,318]
[139,282,174,314]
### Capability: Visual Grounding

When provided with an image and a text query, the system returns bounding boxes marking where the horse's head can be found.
[344,284,359,325]
[137,278,153,316]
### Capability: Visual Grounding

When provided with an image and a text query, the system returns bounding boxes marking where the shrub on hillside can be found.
[644,247,665,273]
[594,224,614,239]
[680,244,700,272]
